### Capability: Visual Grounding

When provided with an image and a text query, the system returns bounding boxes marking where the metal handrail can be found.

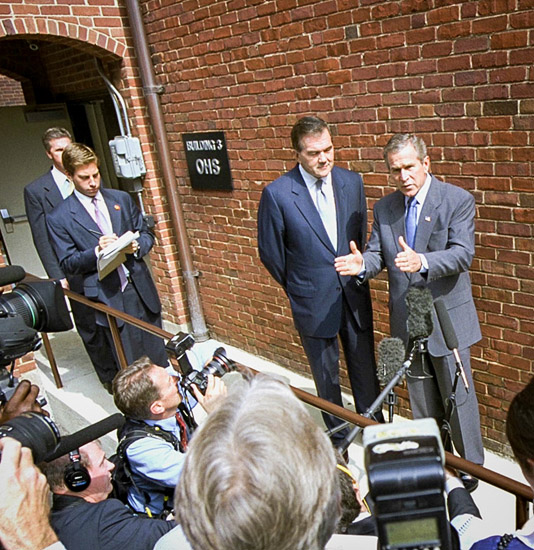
[53,287,531,527]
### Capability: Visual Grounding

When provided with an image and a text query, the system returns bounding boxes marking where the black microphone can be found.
[0,265,26,287]
[337,338,415,454]
[434,298,470,393]
[377,337,406,423]
[44,413,125,462]
[406,287,434,340]
[377,337,406,386]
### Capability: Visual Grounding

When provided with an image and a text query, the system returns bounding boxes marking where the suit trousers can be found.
[299,297,383,445]
[406,346,484,465]
[69,298,120,384]
[103,281,168,368]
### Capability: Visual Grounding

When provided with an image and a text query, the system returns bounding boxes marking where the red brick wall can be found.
[2,0,533,454]
[0,6,189,326]
[0,75,25,105]
[140,0,534,455]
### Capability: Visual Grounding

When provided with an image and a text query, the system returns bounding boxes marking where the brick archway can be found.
[0,18,126,60]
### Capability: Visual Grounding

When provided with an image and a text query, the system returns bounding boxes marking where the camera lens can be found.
[182,347,237,396]
[204,347,235,377]
[0,411,60,463]
[0,280,72,333]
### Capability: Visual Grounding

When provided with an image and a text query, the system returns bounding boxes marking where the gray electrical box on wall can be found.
[109,136,147,179]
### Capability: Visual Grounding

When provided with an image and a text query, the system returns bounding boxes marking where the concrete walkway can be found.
[28,327,526,537]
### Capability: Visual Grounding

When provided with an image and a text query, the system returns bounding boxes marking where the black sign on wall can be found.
[182,132,233,191]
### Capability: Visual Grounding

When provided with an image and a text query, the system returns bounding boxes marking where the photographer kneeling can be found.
[112,356,227,517]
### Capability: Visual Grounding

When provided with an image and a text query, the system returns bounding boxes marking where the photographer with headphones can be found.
[39,440,175,550]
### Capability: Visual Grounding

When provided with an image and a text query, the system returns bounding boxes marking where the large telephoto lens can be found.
[0,280,72,333]
[0,411,61,463]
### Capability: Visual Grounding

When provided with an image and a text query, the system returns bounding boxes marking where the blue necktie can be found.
[405,197,418,249]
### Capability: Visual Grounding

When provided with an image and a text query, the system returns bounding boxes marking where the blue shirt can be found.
[126,415,185,515]
[125,353,214,515]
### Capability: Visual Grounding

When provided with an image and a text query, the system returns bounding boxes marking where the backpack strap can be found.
[117,420,179,516]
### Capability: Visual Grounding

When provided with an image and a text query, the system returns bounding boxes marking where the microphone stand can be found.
[386,389,396,423]
[440,360,463,454]
[336,341,420,454]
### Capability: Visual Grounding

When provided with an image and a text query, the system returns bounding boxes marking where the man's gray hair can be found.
[42,127,72,152]
[175,374,340,550]
[383,133,428,169]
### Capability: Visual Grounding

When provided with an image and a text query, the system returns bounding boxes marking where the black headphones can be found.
[64,449,91,492]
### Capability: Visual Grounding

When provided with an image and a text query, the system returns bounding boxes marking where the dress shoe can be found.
[459,471,479,493]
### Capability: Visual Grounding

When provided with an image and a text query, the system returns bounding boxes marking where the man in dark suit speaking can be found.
[335,134,484,487]
[257,116,383,447]
[47,143,168,371]
[24,128,118,390]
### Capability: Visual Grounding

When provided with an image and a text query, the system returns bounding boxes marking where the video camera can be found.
[0,410,124,464]
[363,418,451,550]
[0,265,73,404]
[165,331,237,395]
[0,411,60,463]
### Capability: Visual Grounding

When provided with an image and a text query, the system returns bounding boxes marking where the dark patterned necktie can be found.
[175,411,189,452]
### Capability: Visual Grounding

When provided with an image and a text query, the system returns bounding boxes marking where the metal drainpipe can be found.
[124,0,209,342]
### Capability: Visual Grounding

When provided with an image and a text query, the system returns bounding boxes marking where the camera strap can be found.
[112,420,179,513]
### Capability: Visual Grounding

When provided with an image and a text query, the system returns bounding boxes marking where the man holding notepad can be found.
[47,143,168,380]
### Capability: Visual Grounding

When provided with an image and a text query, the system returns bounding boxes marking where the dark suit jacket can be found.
[46,188,161,326]
[362,176,481,355]
[51,494,175,550]
[257,164,373,338]
[24,169,65,279]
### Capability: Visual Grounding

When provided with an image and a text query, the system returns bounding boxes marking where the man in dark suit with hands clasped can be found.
[257,116,383,447]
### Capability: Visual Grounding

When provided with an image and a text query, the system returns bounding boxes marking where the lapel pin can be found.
[425,216,431,222]
[114,204,121,210]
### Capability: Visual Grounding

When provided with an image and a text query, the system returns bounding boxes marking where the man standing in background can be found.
[47,142,168,371]
[24,128,118,392]
[257,116,383,450]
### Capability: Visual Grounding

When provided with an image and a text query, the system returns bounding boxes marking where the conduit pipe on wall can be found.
[124,0,209,342]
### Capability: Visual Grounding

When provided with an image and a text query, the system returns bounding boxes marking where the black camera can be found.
[0,266,73,404]
[0,266,73,366]
[0,411,61,463]
[181,347,235,394]
[165,331,195,360]
[363,418,451,550]
[165,332,237,395]
[0,373,47,409]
